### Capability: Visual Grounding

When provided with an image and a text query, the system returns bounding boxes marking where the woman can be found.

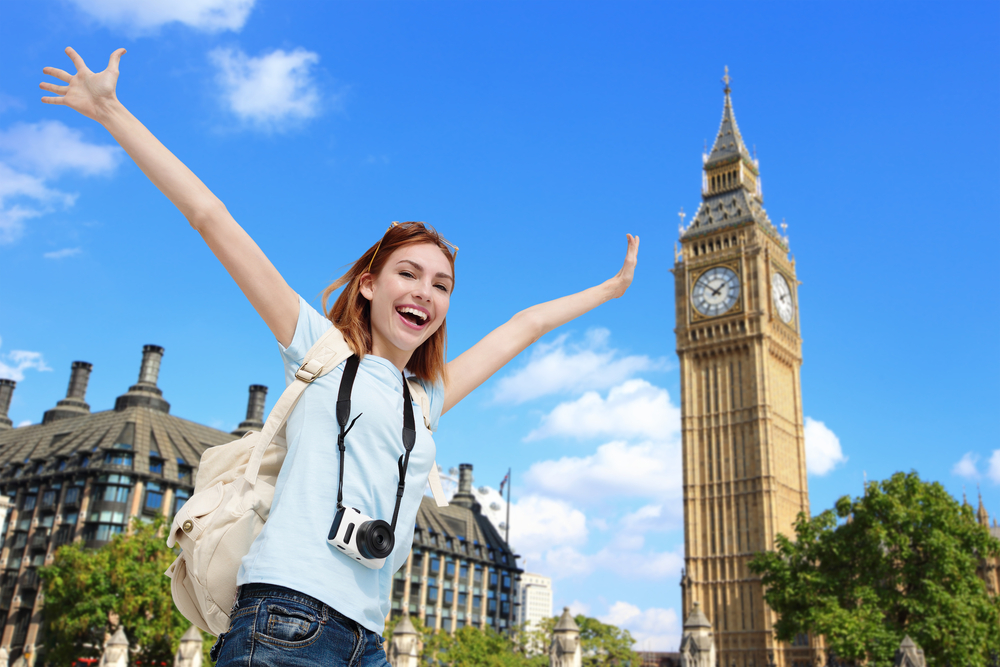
[40,48,639,666]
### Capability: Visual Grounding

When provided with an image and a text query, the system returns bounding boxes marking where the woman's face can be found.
[361,242,453,371]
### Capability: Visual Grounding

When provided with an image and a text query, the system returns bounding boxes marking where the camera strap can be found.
[335,354,417,532]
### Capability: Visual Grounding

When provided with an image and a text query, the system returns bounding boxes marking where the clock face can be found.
[692,266,740,317]
[771,272,794,323]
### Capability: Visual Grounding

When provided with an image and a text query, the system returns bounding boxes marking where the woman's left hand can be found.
[609,233,640,298]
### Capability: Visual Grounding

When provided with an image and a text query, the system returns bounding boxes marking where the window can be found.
[443,590,453,605]
[79,454,90,469]
[39,515,54,529]
[425,614,437,629]
[144,482,163,513]
[472,596,482,609]
[104,449,134,468]
[458,592,467,606]
[63,486,80,505]
[490,572,498,586]
[41,491,57,508]
[427,586,438,603]
[57,458,67,471]
[445,561,455,577]
[62,511,78,526]
[460,565,469,580]
[430,558,440,574]
[174,488,190,515]
[149,457,164,475]
[21,495,36,511]
[474,567,483,583]
[502,575,511,589]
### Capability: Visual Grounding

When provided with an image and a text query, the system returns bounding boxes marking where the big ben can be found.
[673,71,819,667]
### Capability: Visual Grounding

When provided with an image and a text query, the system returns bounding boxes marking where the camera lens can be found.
[356,519,394,560]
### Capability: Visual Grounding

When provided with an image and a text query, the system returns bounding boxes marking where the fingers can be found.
[108,48,126,71]
[43,66,73,83]
[39,82,68,95]
[64,46,87,72]
[40,96,66,106]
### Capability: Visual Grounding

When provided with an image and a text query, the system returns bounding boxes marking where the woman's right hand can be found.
[40,47,126,123]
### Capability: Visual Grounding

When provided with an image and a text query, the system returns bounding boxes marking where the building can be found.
[390,464,522,633]
[516,571,553,632]
[973,494,1000,596]
[672,71,820,667]
[0,346,262,660]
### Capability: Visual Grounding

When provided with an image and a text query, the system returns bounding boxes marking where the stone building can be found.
[972,493,1000,596]
[0,346,264,661]
[673,70,820,666]
[389,464,522,633]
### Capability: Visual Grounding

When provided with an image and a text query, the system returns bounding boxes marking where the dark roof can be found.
[0,405,234,479]
[415,495,520,569]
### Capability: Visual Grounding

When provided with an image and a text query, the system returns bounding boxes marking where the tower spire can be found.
[706,67,751,168]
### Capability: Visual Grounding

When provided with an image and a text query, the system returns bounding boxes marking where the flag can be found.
[499,472,509,496]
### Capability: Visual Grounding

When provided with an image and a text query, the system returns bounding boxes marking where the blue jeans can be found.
[210,583,391,667]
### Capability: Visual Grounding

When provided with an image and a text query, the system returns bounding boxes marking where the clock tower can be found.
[673,71,818,667]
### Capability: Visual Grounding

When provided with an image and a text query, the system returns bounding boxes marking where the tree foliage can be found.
[383,614,638,667]
[748,471,1000,666]
[38,516,214,666]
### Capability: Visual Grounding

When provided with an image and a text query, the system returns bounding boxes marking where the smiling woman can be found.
[39,46,639,666]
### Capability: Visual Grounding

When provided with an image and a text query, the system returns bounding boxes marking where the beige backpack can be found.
[165,325,448,635]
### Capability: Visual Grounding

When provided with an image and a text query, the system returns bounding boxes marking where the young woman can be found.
[41,48,639,666]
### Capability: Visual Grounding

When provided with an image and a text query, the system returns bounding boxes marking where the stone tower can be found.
[672,70,816,667]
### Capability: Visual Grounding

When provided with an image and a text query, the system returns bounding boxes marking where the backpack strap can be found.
[244,324,351,486]
[406,379,449,508]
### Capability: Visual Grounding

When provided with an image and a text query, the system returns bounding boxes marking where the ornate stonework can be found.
[673,74,820,667]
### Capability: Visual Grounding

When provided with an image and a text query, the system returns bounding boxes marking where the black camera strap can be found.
[335,354,417,531]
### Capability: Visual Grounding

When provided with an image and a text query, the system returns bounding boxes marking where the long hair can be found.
[322,222,455,384]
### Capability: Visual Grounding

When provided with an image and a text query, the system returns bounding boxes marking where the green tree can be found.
[749,471,1000,666]
[521,614,640,667]
[39,515,214,666]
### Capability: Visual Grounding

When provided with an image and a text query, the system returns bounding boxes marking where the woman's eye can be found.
[399,271,415,279]
[435,284,449,293]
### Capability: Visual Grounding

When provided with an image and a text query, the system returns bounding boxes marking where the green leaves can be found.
[749,471,1000,666]
[38,515,214,666]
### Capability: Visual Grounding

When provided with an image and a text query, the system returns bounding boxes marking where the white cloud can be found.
[209,47,323,130]
[0,163,76,245]
[988,450,1000,485]
[43,248,82,260]
[804,416,847,476]
[68,0,254,33]
[508,495,588,565]
[494,329,666,404]
[0,337,52,382]
[953,452,981,480]
[0,122,121,245]
[566,600,590,616]
[526,379,680,442]
[16,420,32,428]
[0,121,123,178]
[524,440,682,511]
[600,602,681,652]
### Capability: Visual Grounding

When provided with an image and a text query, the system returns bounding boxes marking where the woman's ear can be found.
[359,273,375,301]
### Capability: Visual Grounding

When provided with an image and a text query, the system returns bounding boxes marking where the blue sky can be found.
[1,0,998,651]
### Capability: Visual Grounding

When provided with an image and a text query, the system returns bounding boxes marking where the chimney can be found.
[0,379,14,430]
[450,463,481,512]
[137,345,164,386]
[115,345,170,413]
[43,361,93,424]
[232,385,268,437]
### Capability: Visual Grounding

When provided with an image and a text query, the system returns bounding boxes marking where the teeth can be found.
[397,307,428,322]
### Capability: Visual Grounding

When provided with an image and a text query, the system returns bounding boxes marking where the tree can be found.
[38,515,214,666]
[749,471,1000,666]
[521,614,640,667]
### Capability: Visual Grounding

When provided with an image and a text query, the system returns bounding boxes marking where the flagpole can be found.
[505,467,511,545]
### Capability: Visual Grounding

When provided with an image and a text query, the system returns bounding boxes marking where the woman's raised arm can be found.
[41,47,299,346]
[441,233,639,414]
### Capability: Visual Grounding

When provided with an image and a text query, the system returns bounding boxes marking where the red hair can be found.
[322,222,455,384]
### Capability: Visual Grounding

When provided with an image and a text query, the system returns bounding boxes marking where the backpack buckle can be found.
[295,359,323,383]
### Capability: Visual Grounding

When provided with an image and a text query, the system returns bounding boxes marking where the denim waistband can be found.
[238,583,340,619]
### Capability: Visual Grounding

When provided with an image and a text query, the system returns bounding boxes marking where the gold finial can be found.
[722,66,731,93]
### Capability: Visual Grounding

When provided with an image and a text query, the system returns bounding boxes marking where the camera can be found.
[327,506,394,569]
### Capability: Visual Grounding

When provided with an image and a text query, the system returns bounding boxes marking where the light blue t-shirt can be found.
[237,295,443,634]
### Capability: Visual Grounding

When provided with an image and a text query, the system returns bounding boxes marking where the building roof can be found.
[0,347,242,481]
[683,601,711,629]
[414,494,520,566]
[554,607,579,632]
[683,187,778,240]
